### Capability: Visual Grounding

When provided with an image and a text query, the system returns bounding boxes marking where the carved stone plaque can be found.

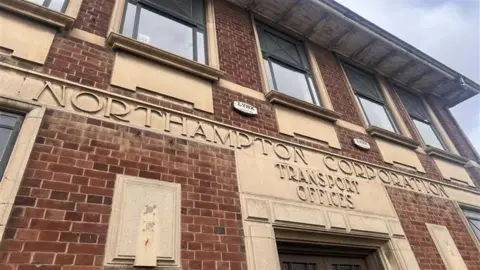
[426,223,468,270]
[104,175,181,267]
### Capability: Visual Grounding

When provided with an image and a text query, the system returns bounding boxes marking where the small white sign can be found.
[233,101,258,116]
[353,138,370,150]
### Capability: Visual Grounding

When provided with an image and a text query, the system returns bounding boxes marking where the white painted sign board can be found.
[353,138,370,150]
[233,101,258,116]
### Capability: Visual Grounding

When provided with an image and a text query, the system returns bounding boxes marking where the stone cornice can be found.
[367,126,420,150]
[0,0,75,30]
[426,146,469,165]
[265,90,341,122]
[106,32,225,81]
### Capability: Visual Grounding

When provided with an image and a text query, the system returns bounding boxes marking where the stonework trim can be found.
[0,0,79,30]
[110,51,215,113]
[69,28,106,47]
[426,146,468,166]
[104,175,181,267]
[273,228,420,270]
[0,97,44,240]
[373,136,425,173]
[272,103,341,149]
[266,91,341,122]
[426,223,469,270]
[367,126,420,150]
[0,61,478,200]
[306,42,334,111]
[250,13,269,93]
[336,120,367,134]
[205,0,220,69]
[432,156,474,187]
[0,10,57,64]
[107,33,225,81]
[376,77,412,138]
[217,79,266,101]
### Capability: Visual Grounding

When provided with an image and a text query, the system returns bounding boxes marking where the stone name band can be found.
[17,70,469,199]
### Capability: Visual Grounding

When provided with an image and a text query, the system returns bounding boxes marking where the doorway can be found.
[280,254,368,270]
[278,241,376,270]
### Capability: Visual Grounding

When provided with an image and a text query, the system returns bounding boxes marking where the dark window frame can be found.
[120,0,207,63]
[0,111,23,179]
[342,63,398,133]
[32,0,69,13]
[256,22,320,105]
[396,88,447,149]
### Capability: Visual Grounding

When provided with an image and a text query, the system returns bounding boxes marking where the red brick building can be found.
[0,0,478,269]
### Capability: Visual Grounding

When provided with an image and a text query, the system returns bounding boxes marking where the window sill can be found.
[367,126,420,149]
[265,90,341,122]
[106,32,225,81]
[0,0,75,30]
[425,146,469,165]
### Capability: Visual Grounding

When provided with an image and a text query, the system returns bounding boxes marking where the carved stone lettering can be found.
[33,81,66,107]
[71,92,103,113]
[105,97,131,122]
[31,79,451,199]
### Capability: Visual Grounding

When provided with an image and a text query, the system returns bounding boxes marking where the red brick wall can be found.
[44,35,114,89]
[0,109,247,270]
[214,0,264,92]
[387,186,480,270]
[213,86,277,135]
[73,0,116,37]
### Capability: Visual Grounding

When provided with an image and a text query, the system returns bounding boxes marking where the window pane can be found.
[464,210,480,219]
[137,7,194,60]
[344,65,383,101]
[468,219,480,240]
[0,115,19,127]
[271,62,313,103]
[48,0,67,12]
[358,96,395,132]
[121,2,136,38]
[0,128,13,162]
[264,59,274,90]
[413,119,444,149]
[196,31,205,64]
[397,90,429,121]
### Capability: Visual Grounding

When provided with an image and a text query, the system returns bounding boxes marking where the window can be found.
[462,207,480,241]
[396,90,445,149]
[27,0,69,12]
[121,0,206,64]
[256,23,319,105]
[343,64,397,132]
[0,111,23,179]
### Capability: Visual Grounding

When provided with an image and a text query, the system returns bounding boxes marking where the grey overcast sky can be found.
[334,0,480,154]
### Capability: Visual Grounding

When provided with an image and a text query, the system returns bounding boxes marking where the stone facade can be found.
[0,0,478,270]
